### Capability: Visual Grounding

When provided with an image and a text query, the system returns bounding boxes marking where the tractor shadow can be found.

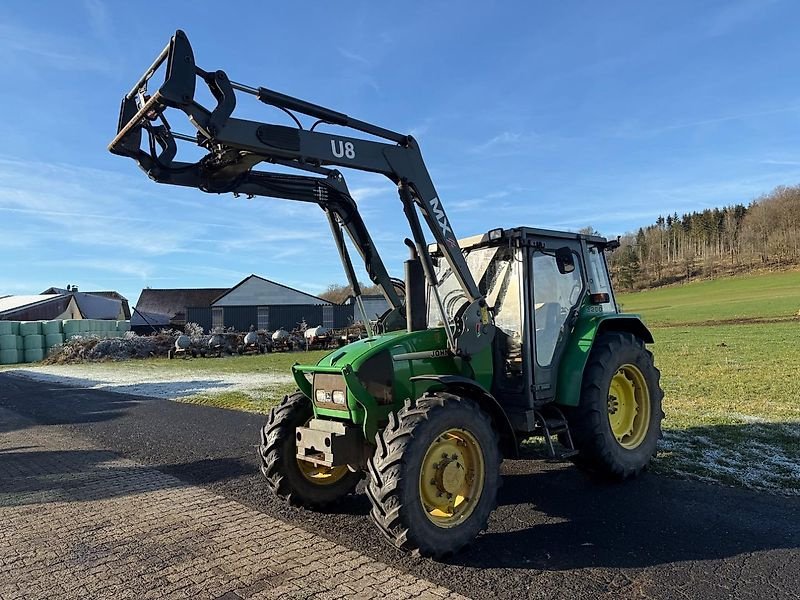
[0,448,253,506]
[451,438,800,570]
[0,372,230,434]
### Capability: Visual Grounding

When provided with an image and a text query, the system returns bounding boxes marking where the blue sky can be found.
[2,0,800,304]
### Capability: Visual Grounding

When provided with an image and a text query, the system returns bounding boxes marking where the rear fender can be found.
[556,314,653,407]
[410,374,519,458]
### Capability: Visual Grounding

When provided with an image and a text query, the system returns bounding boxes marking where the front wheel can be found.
[367,393,501,558]
[567,331,664,479]
[258,392,361,508]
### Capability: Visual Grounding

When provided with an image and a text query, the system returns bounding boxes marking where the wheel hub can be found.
[607,364,651,449]
[440,456,466,494]
[419,429,485,528]
[296,458,349,485]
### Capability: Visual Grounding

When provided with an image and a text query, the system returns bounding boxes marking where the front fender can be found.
[410,375,518,458]
[555,314,654,407]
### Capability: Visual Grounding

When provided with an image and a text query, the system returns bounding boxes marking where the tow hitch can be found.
[295,419,363,468]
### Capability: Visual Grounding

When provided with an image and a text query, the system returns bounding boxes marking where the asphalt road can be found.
[2,373,798,599]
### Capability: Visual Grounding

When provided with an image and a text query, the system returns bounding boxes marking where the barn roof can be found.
[134,288,228,321]
[87,291,131,319]
[72,292,122,320]
[212,275,330,306]
[0,295,61,314]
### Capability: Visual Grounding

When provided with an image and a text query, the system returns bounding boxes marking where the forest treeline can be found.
[605,184,800,290]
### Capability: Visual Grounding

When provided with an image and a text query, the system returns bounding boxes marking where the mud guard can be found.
[409,374,519,458]
[556,314,654,407]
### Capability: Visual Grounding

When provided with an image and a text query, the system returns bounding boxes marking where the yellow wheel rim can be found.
[608,364,651,449]
[296,458,349,485]
[419,428,485,528]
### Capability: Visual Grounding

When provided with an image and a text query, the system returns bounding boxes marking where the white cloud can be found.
[471,131,528,155]
[337,48,373,67]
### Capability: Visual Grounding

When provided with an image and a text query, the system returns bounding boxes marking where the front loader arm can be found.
[109,29,493,356]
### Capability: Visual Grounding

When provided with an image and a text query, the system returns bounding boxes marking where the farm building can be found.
[50,290,132,319]
[131,288,227,334]
[133,275,355,334]
[343,294,391,321]
[188,275,353,332]
[0,287,129,322]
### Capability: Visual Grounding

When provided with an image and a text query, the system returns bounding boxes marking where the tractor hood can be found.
[294,327,449,379]
[290,326,493,441]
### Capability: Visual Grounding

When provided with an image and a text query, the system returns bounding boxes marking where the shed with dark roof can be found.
[132,288,227,333]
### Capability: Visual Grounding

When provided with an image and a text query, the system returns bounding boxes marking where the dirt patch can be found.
[655,316,800,328]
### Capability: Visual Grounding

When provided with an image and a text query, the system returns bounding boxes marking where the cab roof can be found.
[430,226,613,254]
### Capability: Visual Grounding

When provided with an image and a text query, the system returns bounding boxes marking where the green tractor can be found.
[110,31,664,558]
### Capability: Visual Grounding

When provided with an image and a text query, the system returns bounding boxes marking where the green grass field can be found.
[121,350,328,376]
[620,271,800,494]
[617,268,800,326]
[648,323,799,493]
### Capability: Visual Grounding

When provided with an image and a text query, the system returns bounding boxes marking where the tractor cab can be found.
[429,227,630,427]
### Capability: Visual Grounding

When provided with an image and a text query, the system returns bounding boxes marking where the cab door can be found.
[529,243,584,401]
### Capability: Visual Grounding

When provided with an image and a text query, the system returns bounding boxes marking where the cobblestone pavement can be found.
[0,407,468,600]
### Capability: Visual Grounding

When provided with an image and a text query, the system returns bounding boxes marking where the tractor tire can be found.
[566,331,664,480]
[366,393,501,558]
[258,392,361,508]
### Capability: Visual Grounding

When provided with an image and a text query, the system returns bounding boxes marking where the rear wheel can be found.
[367,393,501,558]
[258,392,361,507]
[567,332,664,479]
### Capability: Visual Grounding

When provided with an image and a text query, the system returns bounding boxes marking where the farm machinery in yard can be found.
[110,30,664,558]
[238,326,271,355]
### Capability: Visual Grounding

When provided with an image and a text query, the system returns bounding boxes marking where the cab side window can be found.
[532,251,583,367]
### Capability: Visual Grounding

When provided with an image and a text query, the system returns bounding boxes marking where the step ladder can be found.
[532,406,579,460]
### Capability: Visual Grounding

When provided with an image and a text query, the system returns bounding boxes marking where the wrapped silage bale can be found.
[62,319,81,336]
[24,348,45,363]
[19,321,42,336]
[24,334,44,350]
[0,335,16,351]
[116,320,131,332]
[45,333,65,349]
[63,320,83,340]
[0,349,19,365]
[42,320,63,335]
[16,336,23,351]
[0,321,19,336]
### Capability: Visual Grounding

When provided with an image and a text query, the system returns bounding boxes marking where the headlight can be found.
[312,373,348,410]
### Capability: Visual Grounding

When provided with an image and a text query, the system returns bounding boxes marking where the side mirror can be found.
[555,247,575,274]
